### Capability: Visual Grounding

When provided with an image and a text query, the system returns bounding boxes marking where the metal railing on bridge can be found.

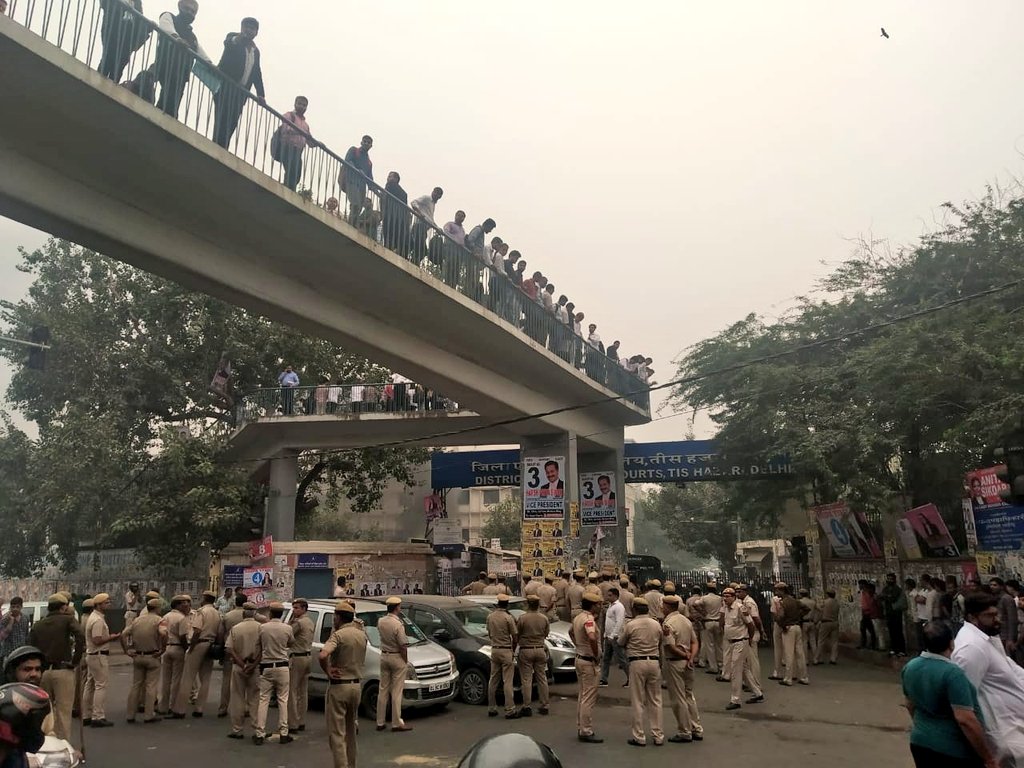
[234,384,460,426]
[4,0,651,413]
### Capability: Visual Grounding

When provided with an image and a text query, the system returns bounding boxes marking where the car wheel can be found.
[359,681,380,719]
[459,667,487,706]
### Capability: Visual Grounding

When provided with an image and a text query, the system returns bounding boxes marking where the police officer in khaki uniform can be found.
[735,584,765,695]
[553,572,570,622]
[618,578,635,619]
[571,591,603,743]
[482,574,502,596]
[568,570,586,619]
[225,602,261,739]
[685,587,705,667]
[775,583,809,686]
[122,597,166,723]
[218,594,246,718]
[619,597,664,747]
[537,575,558,620]
[159,595,190,716]
[320,601,368,768]
[516,595,550,717]
[720,587,761,710]
[815,589,840,665]
[662,594,703,742]
[700,586,724,674]
[254,601,294,745]
[288,598,316,734]
[28,593,84,740]
[83,592,119,728]
[377,596,413,732]
[643,580,664,622]
[485,594,518,719]
[798,588,820,663]
[522,574,540,598]
[462,572,489,596]
[173,590,221,717]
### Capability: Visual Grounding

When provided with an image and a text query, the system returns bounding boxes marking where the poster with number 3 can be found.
[580,471,617,526]
[523,456,566,520]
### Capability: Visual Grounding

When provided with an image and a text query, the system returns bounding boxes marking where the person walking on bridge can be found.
[213,17,265,149]
[155,0,211,118]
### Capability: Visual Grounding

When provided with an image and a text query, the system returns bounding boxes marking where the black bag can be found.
[208,641,225,662]
[270,126,284,163]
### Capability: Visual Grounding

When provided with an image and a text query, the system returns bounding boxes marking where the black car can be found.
[399,595,550,706]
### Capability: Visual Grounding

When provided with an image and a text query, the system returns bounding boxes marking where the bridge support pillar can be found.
[266,449,299,542]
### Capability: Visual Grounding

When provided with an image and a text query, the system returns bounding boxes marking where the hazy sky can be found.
[4,1,1024,445]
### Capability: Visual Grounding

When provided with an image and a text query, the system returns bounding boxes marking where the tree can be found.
[0,239,426,572]
[670,186,1024,527]
[481,497,522,551]
[640,483,749,570]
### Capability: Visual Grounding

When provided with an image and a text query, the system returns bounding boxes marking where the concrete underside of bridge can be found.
[0,18,647,455]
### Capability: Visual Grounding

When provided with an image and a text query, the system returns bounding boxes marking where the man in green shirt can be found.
[901,621,997,768]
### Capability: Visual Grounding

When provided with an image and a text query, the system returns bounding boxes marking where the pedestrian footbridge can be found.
[0,5,649,458]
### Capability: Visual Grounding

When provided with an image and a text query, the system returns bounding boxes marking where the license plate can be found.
[428,681,450,693]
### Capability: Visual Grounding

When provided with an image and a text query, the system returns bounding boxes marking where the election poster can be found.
[580,470,618,527]
[966,467,1024,553]
[898,503,960,558]
[520,519,569,580]
[522,455,567,520]
[814,501,882,559]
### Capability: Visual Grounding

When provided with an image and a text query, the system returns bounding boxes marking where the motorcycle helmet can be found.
[3,646,44,684]
[0,683,51,754]
[458,734,562,768]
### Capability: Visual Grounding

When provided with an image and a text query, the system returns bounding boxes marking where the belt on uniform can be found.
[290,652,311,657]
[329,678,360,685]
[194,639,212,644]
[820,619,836,623]
[491,646,512,650]
[519,646,545,649]
[576,655,596,662]
[381,651,401,654]
[136,651,161,656]
[86,651,109,656]
[628,656,659,662]
[704,619,719,623]
[259,661,289,669]
[43,662,74,671]
[729,638,750,643]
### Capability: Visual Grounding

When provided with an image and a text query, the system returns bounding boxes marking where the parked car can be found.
[462,595,577,677]
[397,596,553,706]
[282,599,458,718]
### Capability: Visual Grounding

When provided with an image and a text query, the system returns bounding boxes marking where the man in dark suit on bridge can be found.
[213,17,266,149]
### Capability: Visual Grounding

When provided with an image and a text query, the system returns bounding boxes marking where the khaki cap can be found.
[47,593,68,605]
[618,577,629,585]
[82,598,94,609]
[662,594,681,605]
[334,600,355,613]
[663,581,677,594]
[202,590,218,600]
[58,591,72,601]
[242,602,258,610]
[146,598,162,609]
[573,568,585,576]
[526,595,540,604]
[145,590,161,600]
[582,590,603,604]
[798,588,810,596]
[479,571,488,579]
[736,583,749,591]
[174,594,192,603]
[774,582,789,590]
[587,571,599,580]
[722,587,736,595]
[649,579,662,588]
[385,596,402,607]
[496,594,510,604]
[728,582,740,590]
[267,601,285,610]
[92,592,110,604]
[633,596,648,607]
[487,572,497,580]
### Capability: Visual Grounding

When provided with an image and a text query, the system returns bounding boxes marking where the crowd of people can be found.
[272,366,456,417]
[66,0,654,395]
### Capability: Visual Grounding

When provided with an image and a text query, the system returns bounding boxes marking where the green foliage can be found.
[481,496,522,551]
[671,187,1024,523]
[0,240,424,573]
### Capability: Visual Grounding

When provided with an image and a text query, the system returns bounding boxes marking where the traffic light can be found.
[26,326,49,371]
[995,434,1024,505]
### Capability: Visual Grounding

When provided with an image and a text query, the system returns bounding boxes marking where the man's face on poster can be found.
[598,477,611,495]
[545,462,559,484]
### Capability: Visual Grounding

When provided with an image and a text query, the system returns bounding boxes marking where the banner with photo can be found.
[814,501,882,559]
[580,470,618,527]
[966,466,1024,553]
[897,503,960,558]
[523,455,567,520]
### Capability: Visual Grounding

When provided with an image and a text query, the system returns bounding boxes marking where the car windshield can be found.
[358,609,428,646]
[450,606,494,638]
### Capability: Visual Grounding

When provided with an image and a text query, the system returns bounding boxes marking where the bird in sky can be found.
[880,27,890,38]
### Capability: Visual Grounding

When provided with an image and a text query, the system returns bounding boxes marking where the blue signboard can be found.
[430,441,791,488]
[974,503,1024,552]
[222,564,245,587]
[296,553,330,570]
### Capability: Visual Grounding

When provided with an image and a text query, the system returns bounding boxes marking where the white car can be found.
[462,595,577,677]
[283,599,459,717]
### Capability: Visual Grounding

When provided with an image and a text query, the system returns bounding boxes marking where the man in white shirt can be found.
[599,588,628,687]
[910,576,936,651]
[587,324,602,351]
[952,591,1024,764]
[350,384,364,414]
[409,187,443,262]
